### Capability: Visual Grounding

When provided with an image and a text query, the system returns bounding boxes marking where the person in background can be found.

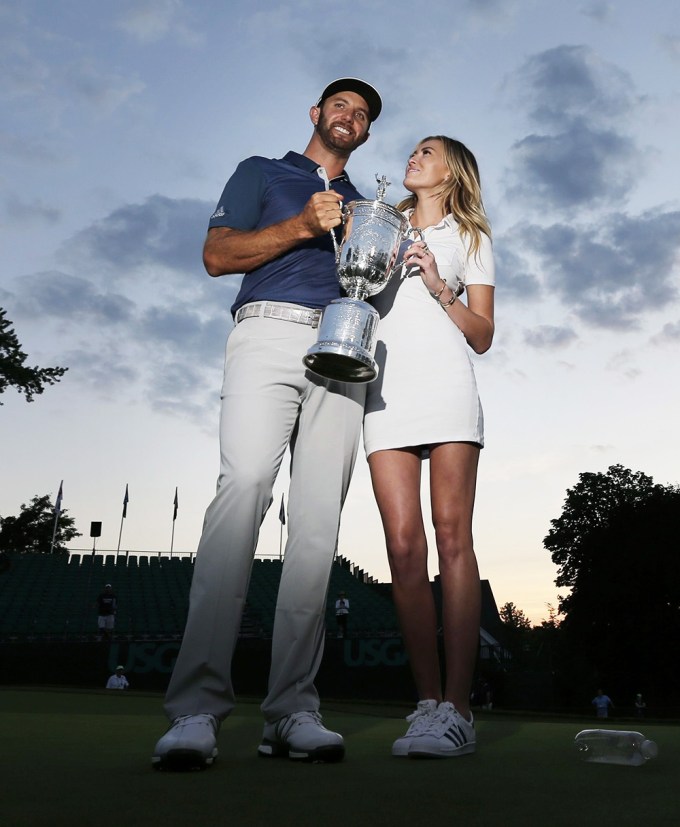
[96,583,117,641]
[106,666,129,690]
[592,689,614,718]
[634,693,646,717]
[152,77,382,771]
[363,135,495,758]
[335,591,350,638]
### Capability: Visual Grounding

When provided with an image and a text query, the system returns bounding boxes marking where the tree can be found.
[498,602,534,666]
[499,602,532,631]
[543,465,680,705]
[0,307,67,404]
[0,495,81,554]
[544,464,664,597]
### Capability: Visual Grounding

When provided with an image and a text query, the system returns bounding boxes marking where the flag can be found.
[278,494,286,526]
[122,484,129,519]
[54,480,63,515]
[173,487,178,521]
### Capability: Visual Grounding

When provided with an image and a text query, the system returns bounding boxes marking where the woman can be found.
[364,136,495,758]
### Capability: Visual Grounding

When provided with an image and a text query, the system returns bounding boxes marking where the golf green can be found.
[2,688,678,826]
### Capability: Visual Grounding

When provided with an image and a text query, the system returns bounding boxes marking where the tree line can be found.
[498,464,680,710]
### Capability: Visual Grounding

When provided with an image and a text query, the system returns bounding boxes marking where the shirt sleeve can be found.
[464,232,495,287]
[208,158,266,231]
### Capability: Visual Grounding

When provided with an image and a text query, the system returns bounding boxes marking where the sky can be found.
[1,0,679,625]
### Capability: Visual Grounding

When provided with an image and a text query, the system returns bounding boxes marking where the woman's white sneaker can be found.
[392,699,439,757]
[407,702,475,758]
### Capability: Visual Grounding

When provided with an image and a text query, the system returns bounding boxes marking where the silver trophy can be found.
[303,175,409,383]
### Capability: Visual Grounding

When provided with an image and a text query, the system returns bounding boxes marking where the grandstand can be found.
[0,551,400,643]
[0,550,509,700]
[0,551,508,647]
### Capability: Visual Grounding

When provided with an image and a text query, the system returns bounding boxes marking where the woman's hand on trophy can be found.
[299,190,345,236]
[404,241,441,289]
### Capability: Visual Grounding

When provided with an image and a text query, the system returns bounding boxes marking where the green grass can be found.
[2,688,679,827]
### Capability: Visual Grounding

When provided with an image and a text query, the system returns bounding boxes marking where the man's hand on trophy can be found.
[300,190,345,236]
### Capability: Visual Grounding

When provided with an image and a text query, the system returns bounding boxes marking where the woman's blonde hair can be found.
[396,135,491,257]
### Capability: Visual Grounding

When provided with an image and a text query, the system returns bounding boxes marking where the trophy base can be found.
[304,347,377,383]
[303,298,379,384]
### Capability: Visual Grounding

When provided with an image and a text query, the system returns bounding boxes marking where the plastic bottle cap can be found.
[641,739,658,759]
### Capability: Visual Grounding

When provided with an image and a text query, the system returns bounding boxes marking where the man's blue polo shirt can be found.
[208,151,365,315]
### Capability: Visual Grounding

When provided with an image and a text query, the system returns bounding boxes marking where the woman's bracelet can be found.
[437,290,457,309]
[430,279,447,300]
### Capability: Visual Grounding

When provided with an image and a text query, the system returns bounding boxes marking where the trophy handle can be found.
[335,201,356,264]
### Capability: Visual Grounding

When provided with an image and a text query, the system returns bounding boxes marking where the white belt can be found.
[234,302,322,329]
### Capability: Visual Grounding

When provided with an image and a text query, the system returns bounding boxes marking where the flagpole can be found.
[117,484,129,556]
[50,480,63,554]
[170,487,178,558]
[50,512,59,554]
[116,514,124,557]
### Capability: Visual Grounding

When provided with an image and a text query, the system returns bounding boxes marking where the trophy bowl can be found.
[303,194,408,383]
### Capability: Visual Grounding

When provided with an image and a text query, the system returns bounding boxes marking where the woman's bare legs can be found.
[368,448,441,702]
[429,442,481,719]
[369,442,481,717]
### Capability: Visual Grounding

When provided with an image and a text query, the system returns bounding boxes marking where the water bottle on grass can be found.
[575,729,658,766]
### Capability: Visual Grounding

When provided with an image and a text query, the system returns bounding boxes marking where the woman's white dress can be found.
[363,213,495,457]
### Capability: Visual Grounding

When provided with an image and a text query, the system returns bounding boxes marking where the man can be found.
[335,591,350,638]
[592,689,614,718]
[106,666,130,690]
[152,78,382,770]
[96,583,116,641]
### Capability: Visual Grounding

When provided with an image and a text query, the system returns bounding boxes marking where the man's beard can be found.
[315,111,367,155]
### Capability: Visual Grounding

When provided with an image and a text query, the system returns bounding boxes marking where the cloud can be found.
[62,60,145,114]
[1,16,144,119]
[62,195,211,277]
[579,2,615,23]
[115,0,202,46]
[5,261,231,425]
[651,320,680,345]
[510,45,636,129]
[513,209,680,328]
[4,195,61,225]
[60,346,139,391]
[605,349,641,379]
[10,271,135,324]
[498,44,679,330]
[660,35,680,61]
[507,121,637,209]
[3,188,241,423]
[0,36,51,101]
[503,45,643,213]
[135,306,229,363]
[590,443,615,453]
[492,243,542,299]
[0,130,59,164]
[524,325,578,349]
